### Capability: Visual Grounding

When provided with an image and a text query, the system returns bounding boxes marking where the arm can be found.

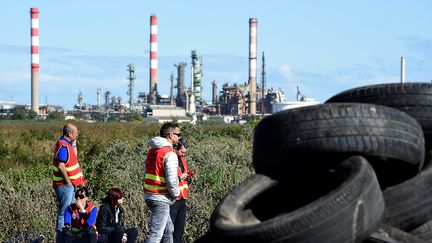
[57,163,72,185]
[57,146,72,185]
[84,206,98,227]
[164,152,180,199]
[72,140,78,156]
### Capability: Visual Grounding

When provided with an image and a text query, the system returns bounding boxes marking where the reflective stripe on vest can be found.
[52,140,85,187]
[144,146,173,194]
[70,202,95,234]
[177,155,189,199]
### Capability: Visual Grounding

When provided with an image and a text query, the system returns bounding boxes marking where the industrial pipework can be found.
[127,63,136,107]
[212,80,217,105]
[191,50,203,104]
[30,8,40,114]
[175,62,187,108]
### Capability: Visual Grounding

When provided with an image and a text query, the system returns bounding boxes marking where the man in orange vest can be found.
[52,123,86,242]
[170,139,194,243]
[144,122,181,243]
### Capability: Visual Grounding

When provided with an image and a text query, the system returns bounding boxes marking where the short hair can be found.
[106,188,124,209]
[63,124,75,136]
[160,122,179,138]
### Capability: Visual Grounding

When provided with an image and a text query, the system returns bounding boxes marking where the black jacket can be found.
[96,203,125,234]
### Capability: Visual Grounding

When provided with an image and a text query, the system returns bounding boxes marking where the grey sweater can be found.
[144,137,180,204]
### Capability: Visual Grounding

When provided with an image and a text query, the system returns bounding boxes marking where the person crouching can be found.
[62,186,98,243]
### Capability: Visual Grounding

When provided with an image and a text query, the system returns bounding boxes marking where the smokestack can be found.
[30,8,39,114]
[401,57,406,83]
[97,89,101,111]
[212,80,217,105]
[248,18,257,115]
[149,15,158,104]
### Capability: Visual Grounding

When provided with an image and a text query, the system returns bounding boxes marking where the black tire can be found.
[410,220,432,242]
[325,82,432,150]
[364,224,426,243]
[211,156,384,243]
[383,164,432,231]
[253,103,424,188]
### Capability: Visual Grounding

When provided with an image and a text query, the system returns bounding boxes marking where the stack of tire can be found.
[209,83,432,243]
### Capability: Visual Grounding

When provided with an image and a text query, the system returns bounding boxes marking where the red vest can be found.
[52,139,85,187]
[177,156,189,200]
[144,146,174,194]
[70,202,96,234]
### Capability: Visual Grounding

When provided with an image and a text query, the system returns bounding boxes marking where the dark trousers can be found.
[98,227,138,243]
[62,227,97,243]
[170,199,187,243]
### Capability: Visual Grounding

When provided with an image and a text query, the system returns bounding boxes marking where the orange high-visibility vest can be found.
[69,202,96,234]
[52,140,85,187]
[144,146,174,194]
[177,155,189,200]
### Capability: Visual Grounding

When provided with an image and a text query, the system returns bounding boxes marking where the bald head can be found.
[62,123,79,142]
[63,123,76,136]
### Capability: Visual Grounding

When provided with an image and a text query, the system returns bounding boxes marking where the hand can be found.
[180,173,188,180]
[76,200,85,212]
[122,233,127,243]
[187,170,196,177]
[63,224,71,232]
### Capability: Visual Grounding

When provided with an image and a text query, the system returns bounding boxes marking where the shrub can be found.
[0,121,256,242]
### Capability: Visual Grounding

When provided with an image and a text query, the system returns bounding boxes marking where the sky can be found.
[2,1,432,109]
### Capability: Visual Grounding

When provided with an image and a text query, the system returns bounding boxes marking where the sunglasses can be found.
[172,133,182,137]
[77,194,85,199]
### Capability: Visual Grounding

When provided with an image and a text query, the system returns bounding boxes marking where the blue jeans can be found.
[170,199,186,243]
[54,184,75,242]
[144,199,174,243]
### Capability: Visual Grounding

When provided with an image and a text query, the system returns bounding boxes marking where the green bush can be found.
[0,121,255,242]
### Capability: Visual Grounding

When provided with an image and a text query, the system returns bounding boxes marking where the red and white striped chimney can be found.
[149,14,158,105]
[248,18,257,115]
[31,7,39,114]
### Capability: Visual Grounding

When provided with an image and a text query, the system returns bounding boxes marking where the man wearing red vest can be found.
[170,139,194,243]
[53,123,86,242]
[144,122,181,243]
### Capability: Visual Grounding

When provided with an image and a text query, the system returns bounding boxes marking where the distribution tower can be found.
[149,14,158,105]
[127,63,136,107]
[191,50,203,104]
[30,8,40,114]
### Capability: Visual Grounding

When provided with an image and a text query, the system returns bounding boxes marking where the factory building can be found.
[11,8,322,123]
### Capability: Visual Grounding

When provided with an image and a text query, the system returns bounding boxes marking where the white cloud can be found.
[278,64,295,82]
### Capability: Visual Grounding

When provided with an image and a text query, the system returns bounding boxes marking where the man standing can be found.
[144,122,181,243]
[170,139,194,243]
[52,123,86,242]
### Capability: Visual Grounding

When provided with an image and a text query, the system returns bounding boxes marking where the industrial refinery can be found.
[0,9,320,123]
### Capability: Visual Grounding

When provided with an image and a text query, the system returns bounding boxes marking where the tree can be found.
[11,107,28,120]
[47,111,65,120]
[27,110,37,119]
